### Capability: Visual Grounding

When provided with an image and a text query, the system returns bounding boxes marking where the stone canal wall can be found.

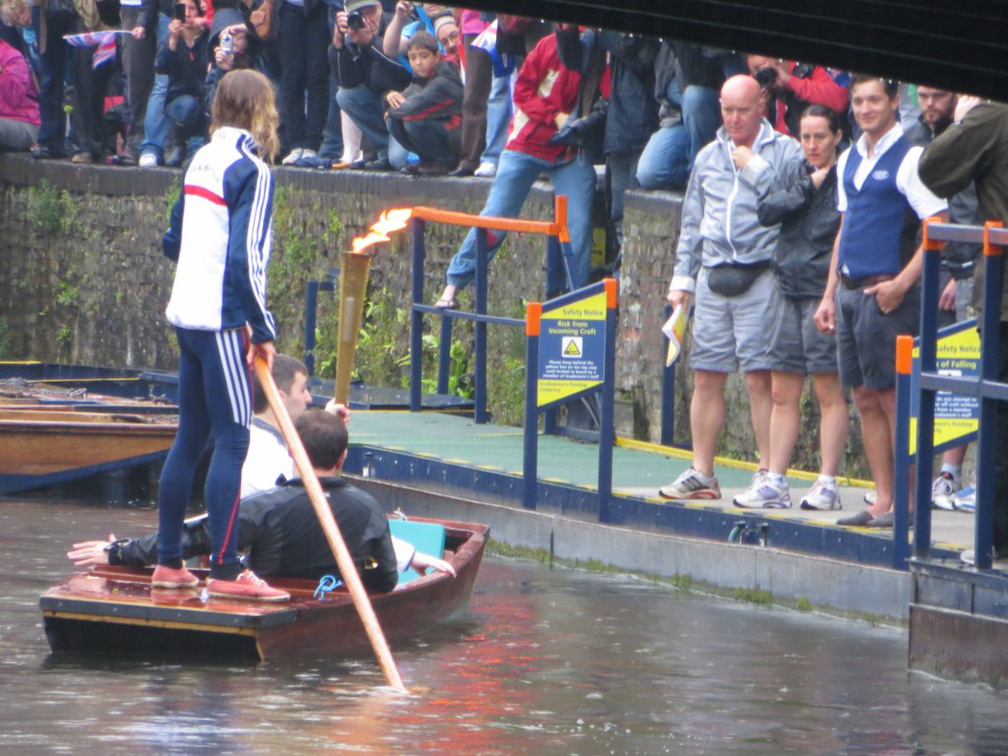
[0,154,869,475]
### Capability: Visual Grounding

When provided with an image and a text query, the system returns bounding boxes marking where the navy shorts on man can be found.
[836,282,920,390]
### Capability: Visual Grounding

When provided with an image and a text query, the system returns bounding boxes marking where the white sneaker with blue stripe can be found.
[732,472,791,509]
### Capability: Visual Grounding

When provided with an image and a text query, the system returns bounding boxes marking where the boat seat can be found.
[389,520,446,585]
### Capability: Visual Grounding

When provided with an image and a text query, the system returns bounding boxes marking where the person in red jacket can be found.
[0,37,38,151]
[747,55,848,139]
[434,26,598,308]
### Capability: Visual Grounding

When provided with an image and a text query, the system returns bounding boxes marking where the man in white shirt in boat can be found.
[243,353,345,497]
[68,378,454,588]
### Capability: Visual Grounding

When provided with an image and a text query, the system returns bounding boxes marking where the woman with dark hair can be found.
[733,104,849,511]
[157,69,287,602]
[155,0,210,165]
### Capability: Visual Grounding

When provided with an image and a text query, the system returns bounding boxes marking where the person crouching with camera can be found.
[329,0,411,171]
[155,0,209,166]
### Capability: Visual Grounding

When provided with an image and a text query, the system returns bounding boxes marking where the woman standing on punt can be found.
[156,69,288,602]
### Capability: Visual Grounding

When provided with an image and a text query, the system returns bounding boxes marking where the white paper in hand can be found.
[662,304,688,367]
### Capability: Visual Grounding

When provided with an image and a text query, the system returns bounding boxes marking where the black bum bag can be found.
[705,260,770,297]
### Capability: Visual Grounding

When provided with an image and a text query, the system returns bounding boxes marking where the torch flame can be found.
[351,208,414,255]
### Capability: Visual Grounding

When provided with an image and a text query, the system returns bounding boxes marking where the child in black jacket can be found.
[384,30,463,175]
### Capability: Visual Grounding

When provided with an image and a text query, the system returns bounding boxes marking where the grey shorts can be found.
[836,283,920,390]
[769,296,838,375]
[690,266,782,373]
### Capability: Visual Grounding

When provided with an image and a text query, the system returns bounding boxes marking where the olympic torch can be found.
[334,209,413,404]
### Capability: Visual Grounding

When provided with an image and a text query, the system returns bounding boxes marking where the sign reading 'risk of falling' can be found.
[910,321,981,454]
[536,289,607,407]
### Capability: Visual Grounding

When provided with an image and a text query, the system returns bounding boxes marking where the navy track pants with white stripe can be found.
[157,327,252,579]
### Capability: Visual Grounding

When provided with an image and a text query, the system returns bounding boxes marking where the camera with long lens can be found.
[753,67,777,88]
[346,10,366,30]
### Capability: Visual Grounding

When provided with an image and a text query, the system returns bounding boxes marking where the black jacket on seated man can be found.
[328,25,410,94]
[107,476,399,593]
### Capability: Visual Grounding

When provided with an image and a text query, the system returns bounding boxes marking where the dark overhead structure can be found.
[463,1,1008,101]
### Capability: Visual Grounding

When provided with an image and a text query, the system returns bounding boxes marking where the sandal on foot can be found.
[434,298,457,309]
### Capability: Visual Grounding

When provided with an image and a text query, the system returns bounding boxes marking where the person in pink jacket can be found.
[0,38,39,151]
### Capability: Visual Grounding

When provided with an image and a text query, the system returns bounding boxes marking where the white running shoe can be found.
[658,467,721,500]
[138,151,159,168]
[474,161,497,178]
[931,472,961,510]
[952,486,976,513]
[800,480,842,510]
[733,475,791,509]
[282,147,304,165]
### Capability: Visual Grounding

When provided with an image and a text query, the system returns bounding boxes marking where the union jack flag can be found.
[63,31,125,70]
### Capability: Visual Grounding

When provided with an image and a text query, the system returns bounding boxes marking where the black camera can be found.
[753,67,777,88]
[346,10,366,30]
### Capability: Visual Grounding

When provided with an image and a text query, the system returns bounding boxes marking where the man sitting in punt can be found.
[68,409,454,590]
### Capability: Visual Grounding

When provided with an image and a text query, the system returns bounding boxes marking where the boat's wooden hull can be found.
[40,518,488,661]
[0,412,177,493]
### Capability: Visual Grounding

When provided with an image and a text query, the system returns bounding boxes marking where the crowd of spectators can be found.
[0,2,995,528]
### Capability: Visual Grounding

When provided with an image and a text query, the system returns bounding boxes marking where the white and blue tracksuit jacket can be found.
[163,125,277,344]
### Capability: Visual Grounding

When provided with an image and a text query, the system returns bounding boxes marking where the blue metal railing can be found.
[906,220,1008,569]
[302,270,339,378]
[407,199,576,422]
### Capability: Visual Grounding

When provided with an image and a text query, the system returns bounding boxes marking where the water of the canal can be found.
[2,495,1007,755]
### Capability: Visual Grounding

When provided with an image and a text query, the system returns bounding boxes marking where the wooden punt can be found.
[40,517,488,661]
[0,383,177,417]
[0,409,177,494]
[0,361,179,405]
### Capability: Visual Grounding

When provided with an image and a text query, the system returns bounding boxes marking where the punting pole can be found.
[253,356,407,693]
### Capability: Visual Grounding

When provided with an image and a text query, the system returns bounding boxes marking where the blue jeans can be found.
[165,95,206,155]
[446,148,597,290]
[480,72,511,166]
[336,85,389,159]
[388,117,460,165]
[636,85,720,191]
[140,12,172,160]
[681,85,721,166]
[318,5,343,160]
[636,124,689,190]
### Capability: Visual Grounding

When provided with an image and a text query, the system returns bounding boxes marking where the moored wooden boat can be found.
[40,517,488,661]
[0,361,179,404]
[0,409,177,494]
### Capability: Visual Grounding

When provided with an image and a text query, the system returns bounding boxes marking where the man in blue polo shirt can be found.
[813,75,947,528]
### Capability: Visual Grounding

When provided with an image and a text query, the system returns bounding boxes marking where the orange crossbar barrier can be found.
[411,206,560,236]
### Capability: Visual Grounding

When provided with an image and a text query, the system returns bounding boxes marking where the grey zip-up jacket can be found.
[670,120,804,293]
